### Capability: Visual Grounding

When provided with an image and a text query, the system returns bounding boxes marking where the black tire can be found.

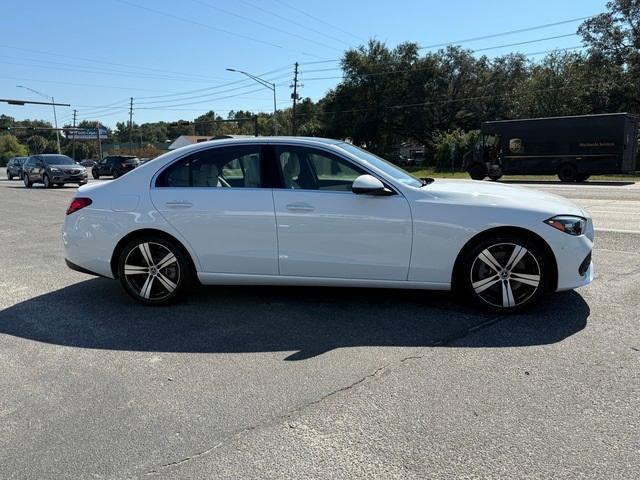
[117,236,191,305]
[112,169,120,179]
[7,172,13,180]
[92,170,100,180]
[43,174,52,188]
[458,234,550,313]
[23,174,32,188]
[488,174,503,181]
[468,164,486,180]
[557,163,578,182]
[54,183,64,188]
[576,173,591,182]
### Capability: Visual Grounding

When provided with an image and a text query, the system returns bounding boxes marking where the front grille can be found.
[579,252,592,276]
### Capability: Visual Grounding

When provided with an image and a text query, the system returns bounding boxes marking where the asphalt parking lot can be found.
[0,170,638,479]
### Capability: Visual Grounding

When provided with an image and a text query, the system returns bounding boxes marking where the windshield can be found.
[337,143,423,188]
[43,155,75,166]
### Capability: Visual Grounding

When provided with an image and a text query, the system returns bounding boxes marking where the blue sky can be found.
[1,0,606,128]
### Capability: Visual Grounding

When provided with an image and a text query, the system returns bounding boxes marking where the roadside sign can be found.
[66,126,108,141]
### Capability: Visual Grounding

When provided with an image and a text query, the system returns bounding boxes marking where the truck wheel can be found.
[576,174,591,182]
[468,164,486,180]
[557,163,578,182]
[488,174,503,181]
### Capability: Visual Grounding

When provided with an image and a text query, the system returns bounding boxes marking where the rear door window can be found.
[156,145,264,188]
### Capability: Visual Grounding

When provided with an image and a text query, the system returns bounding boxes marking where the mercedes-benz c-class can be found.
[62,137,593,311]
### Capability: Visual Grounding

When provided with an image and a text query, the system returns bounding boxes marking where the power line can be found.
[473,33,578,52]
[0,44,226,82]
[298,15,597,65]
[235,0,353,48]
[418,15,595,49]
[134,64,294,100]
[297,46,586,82]
[187,0,342,52]
[295,80,611,118]
[0,58,227,84]
[0,76,181,94]
[272,0,367,43]
[135,73,292,106]
[113,0,329,60]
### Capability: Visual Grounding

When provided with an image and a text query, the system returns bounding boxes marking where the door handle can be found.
[165,201,193,208]
[286,202,315,212]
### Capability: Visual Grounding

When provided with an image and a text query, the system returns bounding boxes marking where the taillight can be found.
[66,197,92,215]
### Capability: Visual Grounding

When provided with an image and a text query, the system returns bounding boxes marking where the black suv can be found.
[22,154,88,188]
[92,155,140,179]
[6,156,28,180]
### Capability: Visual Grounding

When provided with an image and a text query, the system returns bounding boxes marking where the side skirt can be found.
[197,272,450,291]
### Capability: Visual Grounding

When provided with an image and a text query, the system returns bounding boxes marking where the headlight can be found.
[50,167,61,173]
[544,215,587,236]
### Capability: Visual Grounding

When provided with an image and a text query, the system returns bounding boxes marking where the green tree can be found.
[26,135,48,154]
[0,134,28,165]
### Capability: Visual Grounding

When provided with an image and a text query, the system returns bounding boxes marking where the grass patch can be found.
[404,166,640,182]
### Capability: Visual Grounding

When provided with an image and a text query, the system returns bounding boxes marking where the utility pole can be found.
[72,109,77,161]
[97,124,103,160]
[128,97,134,153]
[291,62,299,136]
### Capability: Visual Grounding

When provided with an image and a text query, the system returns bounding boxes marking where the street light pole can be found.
[16,85,61,154]
[226,68,278,136]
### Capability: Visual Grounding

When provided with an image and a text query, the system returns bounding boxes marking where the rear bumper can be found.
[65,259,109,278]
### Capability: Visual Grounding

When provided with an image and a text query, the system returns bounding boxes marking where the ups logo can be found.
[509,138,523,153]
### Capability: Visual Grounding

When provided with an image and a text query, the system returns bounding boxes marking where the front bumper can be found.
[52,173,88,183]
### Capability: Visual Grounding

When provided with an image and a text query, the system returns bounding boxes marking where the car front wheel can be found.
[23,174,32,188]
[7,171,13,180]
[460,235,549,312]
[92,170,100,179]
[117,237,190,305]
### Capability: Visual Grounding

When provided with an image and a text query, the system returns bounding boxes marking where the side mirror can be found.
[352,174,393,196]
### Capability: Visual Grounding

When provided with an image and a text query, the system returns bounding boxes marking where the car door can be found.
[99,158,110,175]
[150,144,279,275]
[272,145,413,280]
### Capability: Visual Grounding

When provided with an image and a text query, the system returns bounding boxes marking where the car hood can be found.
[419,180,588,218]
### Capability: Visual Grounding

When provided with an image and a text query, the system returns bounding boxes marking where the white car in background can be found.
[62,137,593,311]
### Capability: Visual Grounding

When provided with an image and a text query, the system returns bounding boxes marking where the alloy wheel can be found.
[123,242,181,302]
[470,242,541,309]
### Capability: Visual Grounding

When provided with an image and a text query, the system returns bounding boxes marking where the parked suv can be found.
[91,155,140,179]
[22,154,88,188]
[6,156,28,180]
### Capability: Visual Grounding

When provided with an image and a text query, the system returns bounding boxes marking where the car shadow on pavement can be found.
[0,278,589,360]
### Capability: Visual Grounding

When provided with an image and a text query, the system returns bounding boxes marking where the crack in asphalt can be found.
[137,314,504,478]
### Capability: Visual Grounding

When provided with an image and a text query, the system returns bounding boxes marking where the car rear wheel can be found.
[112,169,120,178]
[92,170,100,179]
[460,235,550,312]
[117,237,190,305]
[488,174,503,181]
[557,163,578,182]
[468,164,486,180]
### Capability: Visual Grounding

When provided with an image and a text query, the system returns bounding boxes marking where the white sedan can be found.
[62,137,593,311]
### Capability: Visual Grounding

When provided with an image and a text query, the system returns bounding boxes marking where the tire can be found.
[488,174,503,181]
[576,173,591,182]
[468,164,486,180]
[112,169,120,179]
[557,163,578,182]
[117,236,190,305]
[92,170,100,180]
[43,174,52,188]
[78,182,87,186]
[7,172,13,180]
[54,183,64,188]
[458,234,550,313]
[23,174,32,188]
